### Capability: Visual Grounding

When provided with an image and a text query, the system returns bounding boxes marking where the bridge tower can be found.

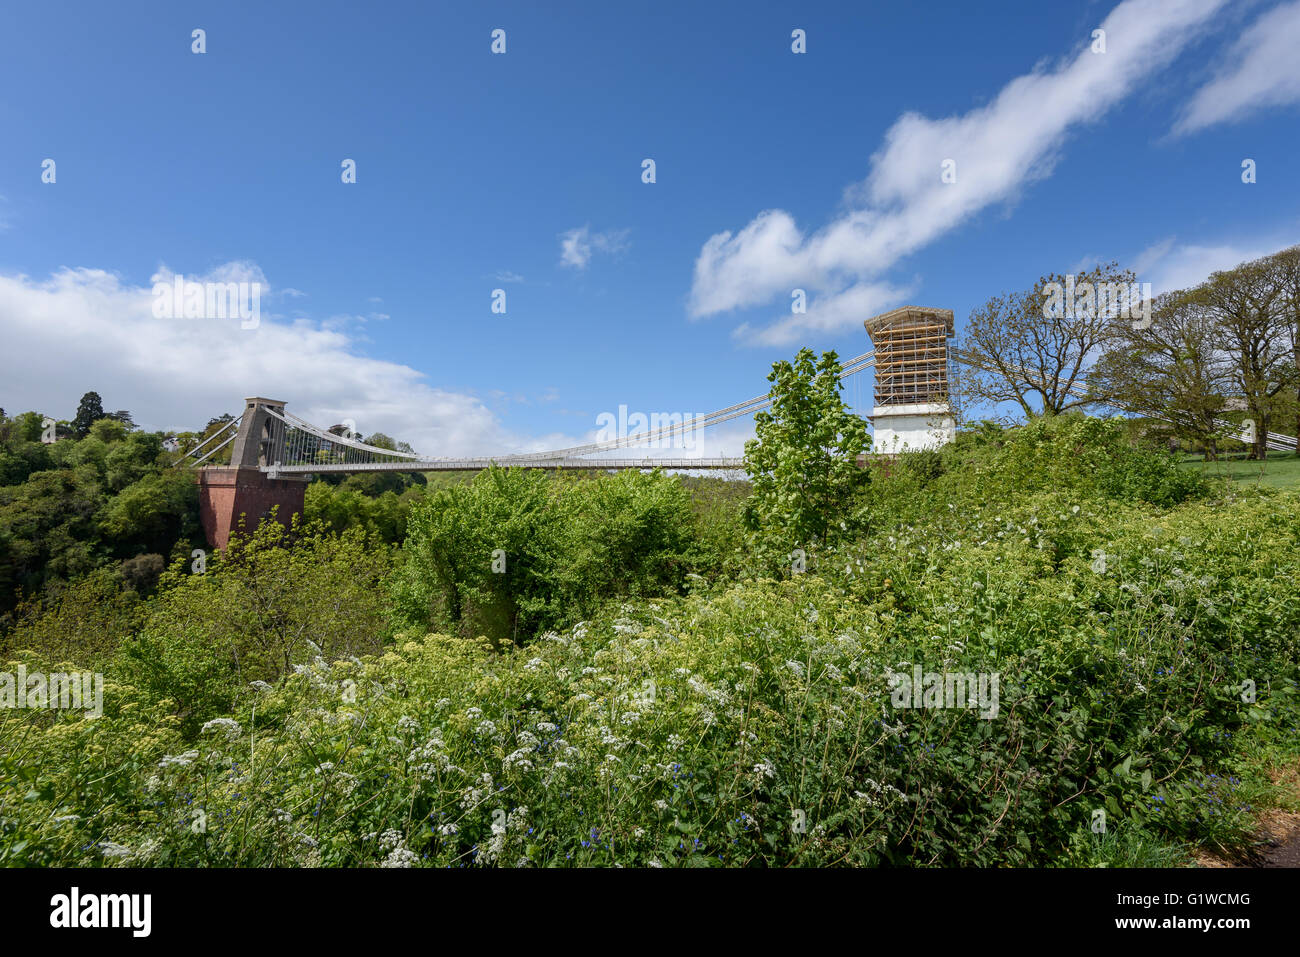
[197,397,309,548]
[864,306,956,453]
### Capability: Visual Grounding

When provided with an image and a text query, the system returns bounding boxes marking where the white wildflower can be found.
[158,750,199,769]
[201,717,242,742]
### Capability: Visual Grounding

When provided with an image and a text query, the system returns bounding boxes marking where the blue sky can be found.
[2,0,1298,456]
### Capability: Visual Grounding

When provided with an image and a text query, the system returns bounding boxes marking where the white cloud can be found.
[0,263,584,457]
[732,280,915,348]
[493,270,526,284]
[1131,235,1290,293]
[688,0,1228,343]
[1174,0,1300,134]
[559,225,630,269]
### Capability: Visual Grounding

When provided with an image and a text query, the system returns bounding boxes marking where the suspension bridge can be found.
[183,305,1298,546]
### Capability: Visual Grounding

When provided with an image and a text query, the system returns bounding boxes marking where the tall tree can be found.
[1270,245,1300,452]
[72,391,105,438]
[1194,255,1299,460]
[742,348,870,567]
[1091,291,1233,458]
[959,263,1136,419]
[105,410,135,429]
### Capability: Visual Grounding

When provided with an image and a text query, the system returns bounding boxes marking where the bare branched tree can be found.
[958,262,1135,419]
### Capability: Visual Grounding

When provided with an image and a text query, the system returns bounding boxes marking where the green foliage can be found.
[304,481,415,543]
[394,467,560,643]
[10,486,1299,866]
[1,568,145,667]
[0,402,201,617]
[5,408,1300,869]
[0,468,104,610]
[72,391,105,439]
[881,415,1210,521]
[395,467,703,644]
[97,470,200,556]
[995,414,1209,506]
[120,517,395,734]
[743,348,871,570]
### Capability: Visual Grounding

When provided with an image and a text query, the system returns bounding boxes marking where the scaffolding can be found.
[864,306,956,406]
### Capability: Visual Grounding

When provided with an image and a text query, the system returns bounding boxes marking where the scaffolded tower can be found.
[864,306,956,453]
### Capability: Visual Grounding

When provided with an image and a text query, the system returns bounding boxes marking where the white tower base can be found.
[870,403,955,454]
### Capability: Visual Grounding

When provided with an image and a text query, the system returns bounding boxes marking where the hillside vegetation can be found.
[2,409,1298,867]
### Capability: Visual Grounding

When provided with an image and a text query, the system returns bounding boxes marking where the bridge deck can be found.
[268,457,746,473]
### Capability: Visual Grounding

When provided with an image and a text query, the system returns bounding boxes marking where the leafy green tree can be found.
[1090,291,1232,458]
[0,417,54,486]
[0,567,144,667]
[0,468,104,612]
[88,418,130,444]
[395,467,700,644]
[305,481,413,543]
[395,467,562,644]
[103,432,164,491]
[742,348,871,570]
[122,519,394,732]
[104,410,135,428]
[97,470,200,556]
[557,469,694,605]
[1194,255,1299,460]
[72,392,105,438]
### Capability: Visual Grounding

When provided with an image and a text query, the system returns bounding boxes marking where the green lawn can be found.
[1180,451,1300,489]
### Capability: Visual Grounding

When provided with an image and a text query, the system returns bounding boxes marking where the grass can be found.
[1179,451,1300,489]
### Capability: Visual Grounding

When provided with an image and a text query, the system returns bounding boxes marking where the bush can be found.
[394,467,702,645]
[117,517,394,734]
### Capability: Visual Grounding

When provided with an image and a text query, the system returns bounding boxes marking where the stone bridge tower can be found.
[197,397,308,548]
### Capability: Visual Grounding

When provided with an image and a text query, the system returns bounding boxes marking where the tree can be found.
[1091,291,1233,458]
[960,263,1136,419]
[122,520,394,732]
[101,410,135,429]
[1193,255,1299,459]
[742,348,870,569]
[98,470,200,555]
[72,392,105,439]
[1269,245,1300,451]
[395,466,563,644]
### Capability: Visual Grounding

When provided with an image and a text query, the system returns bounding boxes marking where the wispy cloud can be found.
[1131,234,1290,294]
[1173,0,1300,135]
[559,225,630,270]
[688,0,1228,346]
